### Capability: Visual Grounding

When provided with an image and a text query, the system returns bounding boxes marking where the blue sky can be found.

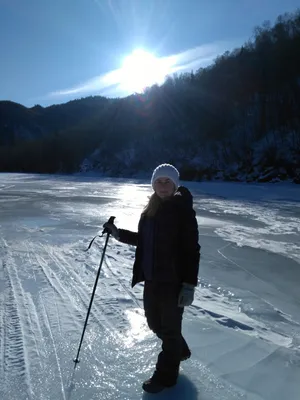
[0,0,299,107]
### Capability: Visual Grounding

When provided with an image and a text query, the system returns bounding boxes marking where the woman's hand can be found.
[178,283,195,307]
[103,222,120,240]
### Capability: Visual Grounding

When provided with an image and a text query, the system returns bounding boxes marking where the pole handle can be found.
[85,216,116,252]
[102,215,116,235]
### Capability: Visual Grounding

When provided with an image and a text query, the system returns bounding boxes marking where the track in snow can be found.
[0,234,252,400]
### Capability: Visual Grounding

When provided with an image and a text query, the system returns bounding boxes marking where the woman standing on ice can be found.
[104,163,200,393]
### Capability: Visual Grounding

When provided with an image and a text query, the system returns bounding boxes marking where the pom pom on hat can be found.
[151,163,180,190]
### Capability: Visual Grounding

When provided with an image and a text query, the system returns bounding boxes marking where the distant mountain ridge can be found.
[0,97,111,145]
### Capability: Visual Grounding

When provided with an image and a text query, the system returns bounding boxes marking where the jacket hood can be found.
[173,186,193,208]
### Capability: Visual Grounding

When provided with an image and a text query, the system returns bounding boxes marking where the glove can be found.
[103,222,120,240]
[178,283,195,307]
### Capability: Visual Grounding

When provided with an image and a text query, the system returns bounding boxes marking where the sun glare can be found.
[119,49,171,93]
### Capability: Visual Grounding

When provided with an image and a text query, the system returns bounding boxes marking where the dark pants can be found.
[143,281,190,386]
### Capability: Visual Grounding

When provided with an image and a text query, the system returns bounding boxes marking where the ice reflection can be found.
[123,308,150,347]
[116,183,151,207]
[111,183,152,228]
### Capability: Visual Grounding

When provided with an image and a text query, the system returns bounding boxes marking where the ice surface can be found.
[0,173,299,399]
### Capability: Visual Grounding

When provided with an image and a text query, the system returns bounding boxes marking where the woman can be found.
[104,163,200,393]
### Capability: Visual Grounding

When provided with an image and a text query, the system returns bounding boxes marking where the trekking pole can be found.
[73,216,116,368]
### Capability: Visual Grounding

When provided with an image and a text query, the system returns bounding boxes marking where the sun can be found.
[119,49,171,93]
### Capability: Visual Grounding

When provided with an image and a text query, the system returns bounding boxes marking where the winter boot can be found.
[142,371,176,393]
[142,378,166,393]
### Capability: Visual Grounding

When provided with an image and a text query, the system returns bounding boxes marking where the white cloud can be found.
[50,69,123,96]
[48,40,237,99]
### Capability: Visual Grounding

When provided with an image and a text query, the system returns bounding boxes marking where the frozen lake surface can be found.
[0,173,299,400]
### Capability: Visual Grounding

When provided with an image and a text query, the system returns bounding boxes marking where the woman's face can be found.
[154,177,176,199]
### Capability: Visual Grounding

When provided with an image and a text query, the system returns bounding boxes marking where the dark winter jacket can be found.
[118,186,200,288]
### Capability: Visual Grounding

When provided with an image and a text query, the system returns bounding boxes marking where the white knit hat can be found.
[151,163,180,190]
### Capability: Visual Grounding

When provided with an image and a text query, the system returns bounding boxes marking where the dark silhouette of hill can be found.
[0,97,111,145]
